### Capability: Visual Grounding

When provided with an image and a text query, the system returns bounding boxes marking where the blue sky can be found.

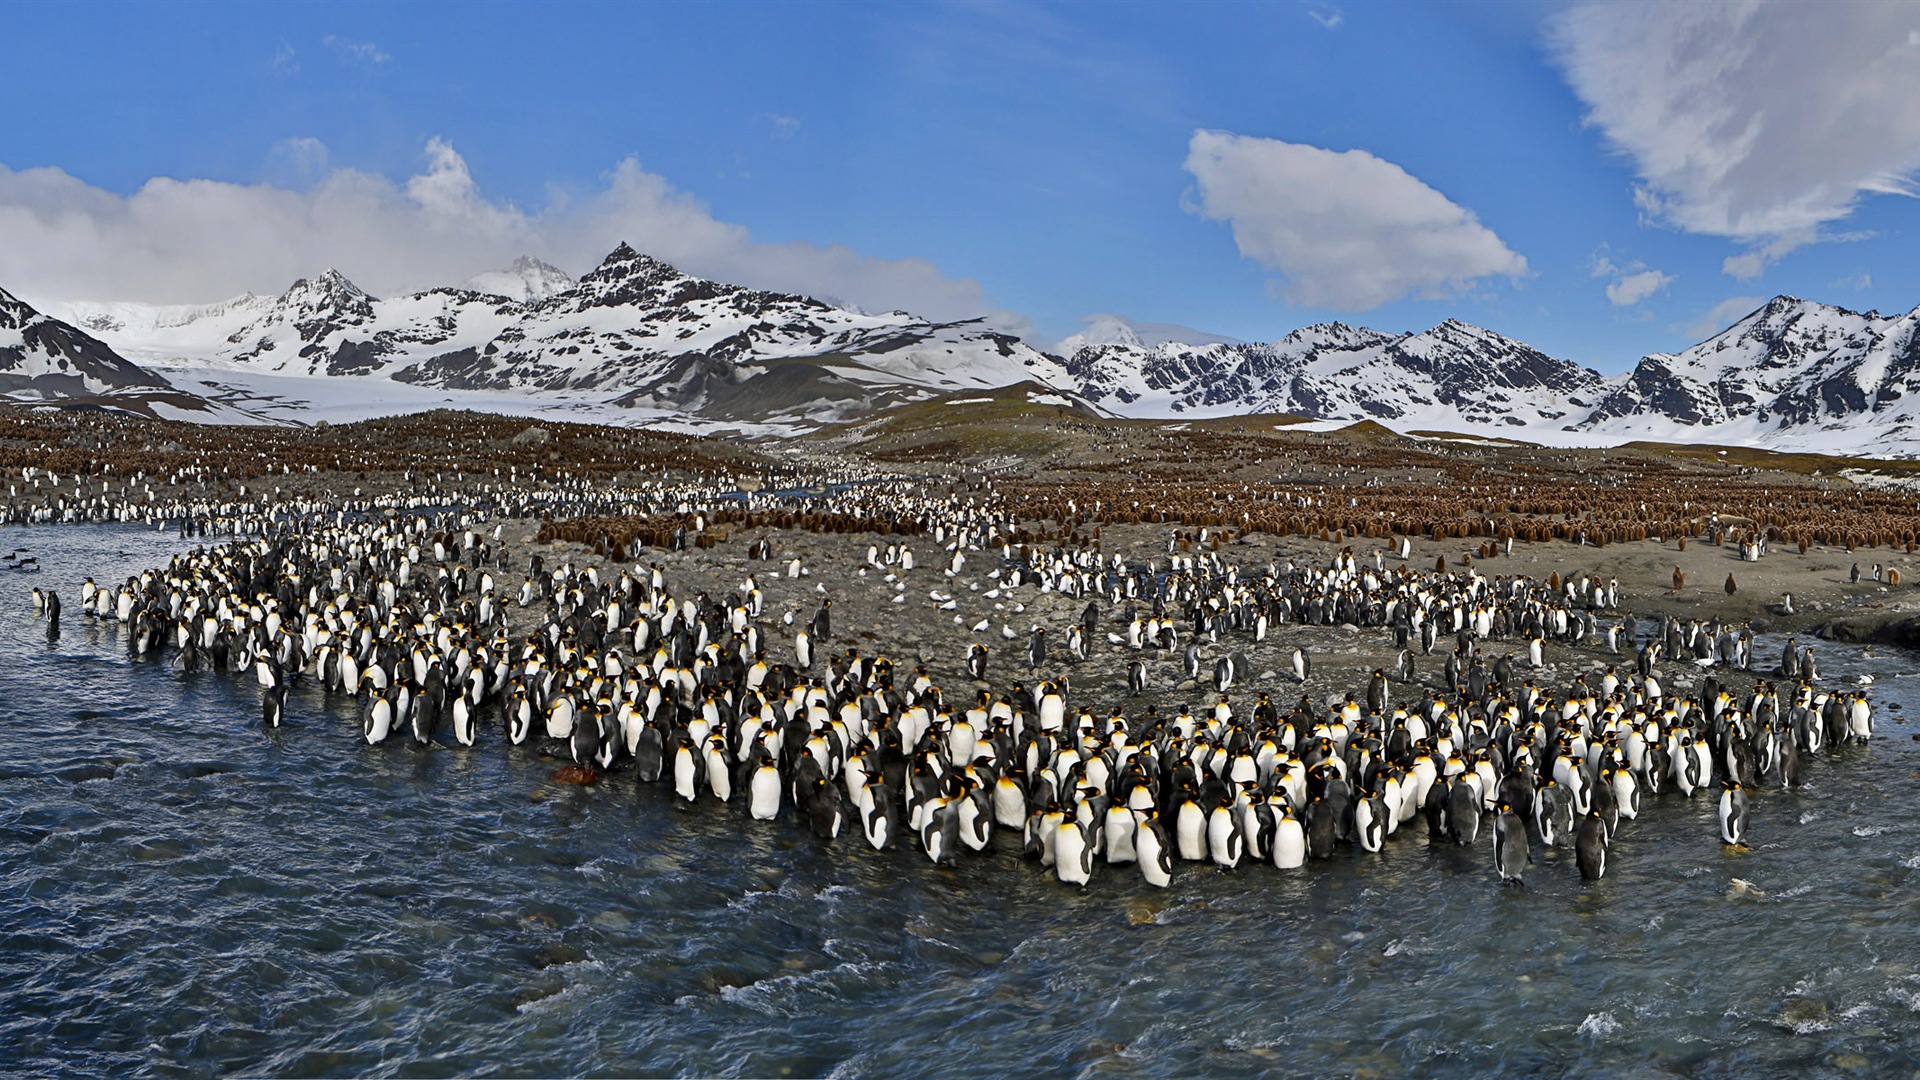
[5,1,1919,372]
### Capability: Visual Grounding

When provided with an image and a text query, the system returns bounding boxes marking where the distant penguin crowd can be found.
[69,495,1881,894]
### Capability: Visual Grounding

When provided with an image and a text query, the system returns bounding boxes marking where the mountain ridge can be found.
[0,285,173,397]
[15,249,1920,455]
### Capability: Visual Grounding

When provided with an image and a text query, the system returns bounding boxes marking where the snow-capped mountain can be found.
[1577,297,1920,449]
[24,247,1920,456]
[54,245,1072,427]
[1055,312,1243,353]
[461,256,575,302]
[0,286,172,397]
[1061,318,1607,430]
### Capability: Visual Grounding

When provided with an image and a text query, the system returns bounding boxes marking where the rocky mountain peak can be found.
[0,285,171,395]
[278,269,375,321]
[572,244,701,309]
[0,285,38,330]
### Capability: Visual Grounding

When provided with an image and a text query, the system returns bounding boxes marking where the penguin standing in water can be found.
[1207,796,1244,869]
[451,695,477,747]
[1779,730,1803,788]
[632,720,665,782]
[1054,818,1094,886]
[806,777,844,839]
[1448,779,1480,845]
[671,736,705,803]
[862,782,896,850]
[1135,812,1174,887]
[1494,801,1530,886]
[748,757,783,821]
[1174,792,1209,862]
[262,683,287,729]
[1847,692,1874,742]
[1718,779,1749,847]
[362,685,396,745]
[1272,805,1307,869]
[1575,810,1608,880]
[1303,796,1336,860]
[1355,792,1387,853]
[1103,800,1138,865]
[921,794,960,865]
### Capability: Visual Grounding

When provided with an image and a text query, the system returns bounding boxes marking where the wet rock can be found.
[1775,994,1830,1032]
[1126,898,1164,926]
[531,943,584,970]
[1824,613,1920,646]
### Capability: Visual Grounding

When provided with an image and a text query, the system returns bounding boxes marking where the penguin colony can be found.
[8,406,1920,555]
[73,485,1881,893]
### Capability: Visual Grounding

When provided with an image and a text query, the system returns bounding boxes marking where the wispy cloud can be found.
[764,113,800,139]
[1182,130,1526,311]
[1720,228,1816,281]
[1679,295,1764,339]
[271,41,299,77]
[1831,270,1873,291]
[1553,2,1920,279]
[1306,4,1343,31]
[323,35,391,65]
[0,139,1022,332]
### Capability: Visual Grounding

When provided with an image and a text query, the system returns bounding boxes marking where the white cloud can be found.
[1588,248,1674,306]
[765,114,801,139]
[324,35,390,65]
[1181,130,1527,311]
[0,139,1021,330]
[1720,227,1817,280]
[1680,295,1764,339]
[1307,4,1343,30]
[1606,268,1675,307]
[1554,2,1920,277]
[1832,270,1873,291]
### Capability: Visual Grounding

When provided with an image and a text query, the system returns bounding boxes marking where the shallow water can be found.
[4,524,1920,1077]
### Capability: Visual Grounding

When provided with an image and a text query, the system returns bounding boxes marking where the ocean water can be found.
[4,524,1920,1077]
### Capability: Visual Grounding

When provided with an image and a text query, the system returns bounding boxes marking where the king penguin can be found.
[1494,801,1530,886]
[1135,813,1174,887]
[1718,779,1749,846]
[1575,810,1608,880]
